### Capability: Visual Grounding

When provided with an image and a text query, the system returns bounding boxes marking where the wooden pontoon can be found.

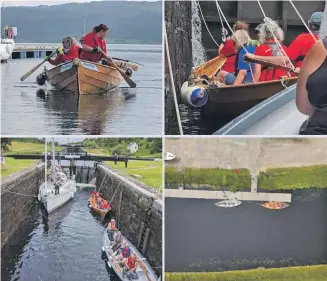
[46,59,138,95]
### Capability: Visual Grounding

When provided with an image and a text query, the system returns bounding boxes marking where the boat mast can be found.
[52,138,56,183]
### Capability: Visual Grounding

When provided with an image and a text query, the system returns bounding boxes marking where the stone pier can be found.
[1,163,45,247]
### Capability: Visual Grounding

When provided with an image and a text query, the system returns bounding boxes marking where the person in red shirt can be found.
[46,37,80,66]
[252,20,289,82]
[122,254,138,278]
[246,12,323,74]
[219,21,249,73]
[80,23,111,64]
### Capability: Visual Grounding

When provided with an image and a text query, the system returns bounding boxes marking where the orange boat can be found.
[261,201,289,210]
[89,196,111,217]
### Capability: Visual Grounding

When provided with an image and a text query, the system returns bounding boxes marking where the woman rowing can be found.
[80,23,112,64]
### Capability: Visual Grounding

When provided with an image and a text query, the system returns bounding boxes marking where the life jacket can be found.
[234,44,254,78]
[261,42,285,80]
[109,222,116,229]
[127,256,137,269]
[122,247,131,257]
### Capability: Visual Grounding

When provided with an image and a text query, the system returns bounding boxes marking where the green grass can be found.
[165,168,251,192]
[7,141,62,154]
[84,147,161,158]
[105,160,162,189]
[1,157,39,177]
[258,165,327,190]
[165,265,327,281]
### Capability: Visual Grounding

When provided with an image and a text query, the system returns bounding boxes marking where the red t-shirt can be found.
[286,33,318,68]
[80,32,107,62]
[48,44,80,66]
[219,39,237,73]
[254,42,289,82]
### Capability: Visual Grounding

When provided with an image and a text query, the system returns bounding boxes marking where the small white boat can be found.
[164,152,176,161]
[0,38,15,62]
[102,230,158,281]
[215,199,242,208]
[38,139,76,213]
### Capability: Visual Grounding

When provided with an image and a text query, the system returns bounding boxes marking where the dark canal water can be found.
[1,188,121,281]
[1,44,162,135]
[165,189,327,272]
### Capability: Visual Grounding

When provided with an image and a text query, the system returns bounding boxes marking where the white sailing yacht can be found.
[38,138,76,213]
[0,25,16,62]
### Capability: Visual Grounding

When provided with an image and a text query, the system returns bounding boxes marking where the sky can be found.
[2,0,157,7]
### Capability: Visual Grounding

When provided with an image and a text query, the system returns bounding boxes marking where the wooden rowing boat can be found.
[89,196,111,217]
[102,230,158,281]
[261,201,289,210]
[45,58,138,95]
[182,55,298,116]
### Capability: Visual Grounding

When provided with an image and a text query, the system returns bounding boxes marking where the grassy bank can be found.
[84,147,161,158]
[1,158,38,178]
[165,168,251,191]
[7,141,62,154]
[105,160,162,190]
[258,165,327,190]
[165,265,327,281]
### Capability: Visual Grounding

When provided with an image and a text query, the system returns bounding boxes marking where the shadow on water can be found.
[165,189,327,272]
[1,190,122,281]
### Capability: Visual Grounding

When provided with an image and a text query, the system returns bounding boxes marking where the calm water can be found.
[1,44,162,135]
[1,189,120,281]
[165,189,327,272]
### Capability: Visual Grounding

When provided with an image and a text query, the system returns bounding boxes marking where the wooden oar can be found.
[112,57,144,66]
[244,55,299,74]
[20,50,57,81]
[139,261,151,281]
[101,51,137,88]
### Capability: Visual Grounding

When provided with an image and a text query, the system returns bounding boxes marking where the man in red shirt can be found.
[46,37,80,66]
[246,12,323,73]
[80,23,112,64]
[252,20,289,82]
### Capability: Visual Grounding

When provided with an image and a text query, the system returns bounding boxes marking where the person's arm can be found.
[246,53,288,65]
[253,63,261,82]
[47,54,62,66]
[296,41,324,116]
[234,70,246,85]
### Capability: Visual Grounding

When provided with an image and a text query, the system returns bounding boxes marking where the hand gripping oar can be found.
[101,50,137,88]
[20,50,57,81]
[244,55,300,74]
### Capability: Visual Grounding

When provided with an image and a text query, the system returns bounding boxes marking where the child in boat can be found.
[122,254,138,278]
[46,37,80,66]
[107,219,117,240]
[116,243,131,261]
[215,30,256,85]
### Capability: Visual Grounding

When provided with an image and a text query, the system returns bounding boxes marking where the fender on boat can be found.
[180,81,208,108]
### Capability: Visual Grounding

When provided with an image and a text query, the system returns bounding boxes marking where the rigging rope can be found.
[288,0,318,42]
[256,0,295,70]
[195,0,220,47]
[1,190,38,197]
[164,25,183,135]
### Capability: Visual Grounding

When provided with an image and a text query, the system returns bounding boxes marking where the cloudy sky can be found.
[3,0,157,7]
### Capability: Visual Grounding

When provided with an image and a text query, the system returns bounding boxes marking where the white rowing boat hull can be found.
[164,152,176,161]
[0,39,15,61]
[215,199,242,208]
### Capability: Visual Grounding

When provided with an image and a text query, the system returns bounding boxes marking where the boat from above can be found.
[37,58,138,95]
[0,26,16,62]
[261,201,289,210]
[164,152,176,161]
[89,195,111,217]
[214,199,242,208]
[102,230,158,281]
[38,139,76,213]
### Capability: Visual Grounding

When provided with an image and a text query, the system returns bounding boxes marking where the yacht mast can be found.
[52,138,56,183]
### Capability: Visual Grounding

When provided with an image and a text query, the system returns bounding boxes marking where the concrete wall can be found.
[165,0,193,134]
[96,165,162,276]
[165,138,327,171]
[1,163,45,247]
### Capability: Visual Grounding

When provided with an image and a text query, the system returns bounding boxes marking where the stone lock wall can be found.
[96,165,162,276]
[1,163,45,247]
